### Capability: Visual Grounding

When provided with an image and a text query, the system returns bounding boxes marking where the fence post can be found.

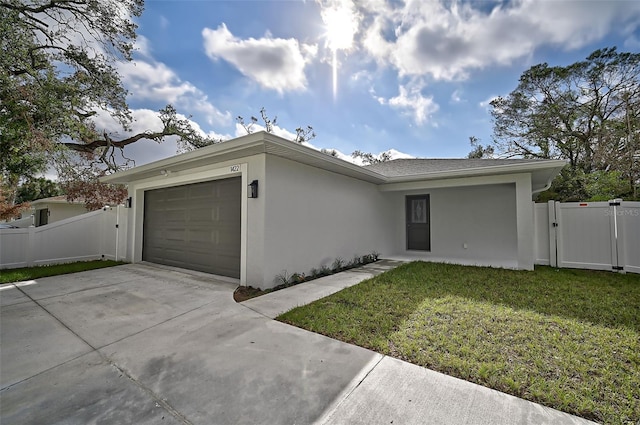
[100,206,108,260]
[115,205,120,261]
[609,199,623,272]
[547,200,557,268]
[26,226,35,267]
[553,201,563,268]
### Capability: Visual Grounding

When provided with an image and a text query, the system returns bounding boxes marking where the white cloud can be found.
[357,0,640,80]
[233,122,297,141]
[450,89,463,103]
[479,95,499,110]
[132,35,152,58]
[89,108,231,166]
[118,56,231,126]
[378,83,439,126]
[298,140,414,166]
[341,148,415,166]
[202,24,316,94]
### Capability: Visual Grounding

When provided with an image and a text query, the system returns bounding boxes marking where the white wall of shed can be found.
[32,203,88,225]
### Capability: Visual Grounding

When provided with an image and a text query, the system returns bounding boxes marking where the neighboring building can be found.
[21,196,88,227]
[102,131,565,289]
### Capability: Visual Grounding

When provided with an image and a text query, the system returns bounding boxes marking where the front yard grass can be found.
[278,262,640,424]
[0,260,126,284]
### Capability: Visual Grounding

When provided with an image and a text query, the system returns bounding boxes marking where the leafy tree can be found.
[0,0,217,211]
[236,107,316,144]
[0,186,26,220]
[351,150,392,165]
[320,148,338,157]
[15,177,62,203]
[467,136,495,159]
[490,47,639,200]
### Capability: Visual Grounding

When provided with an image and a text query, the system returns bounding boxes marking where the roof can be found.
[102,132,386,184]
[30,196,85,206]
[101,131,566,192]
[364,158,548,177]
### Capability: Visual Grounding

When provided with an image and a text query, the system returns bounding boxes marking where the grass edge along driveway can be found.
[278,262,640,425]
[0,260,126,284]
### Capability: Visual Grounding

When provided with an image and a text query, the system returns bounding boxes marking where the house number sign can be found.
[230,165,240,172]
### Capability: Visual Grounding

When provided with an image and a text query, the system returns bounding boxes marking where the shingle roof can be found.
[31,195,84,204]
[363,158,548,177]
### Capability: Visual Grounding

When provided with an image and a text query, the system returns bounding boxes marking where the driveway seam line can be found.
[0,350,95,392]
[95,297,222,350]
[318,354,386,425]
[10,284,194,425]
[238,302,277,319]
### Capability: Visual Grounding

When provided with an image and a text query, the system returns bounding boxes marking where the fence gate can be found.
[541,200,640,273]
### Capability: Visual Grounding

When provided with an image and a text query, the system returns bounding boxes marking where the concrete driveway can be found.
[1,263,596,425]
[1,264,379,425]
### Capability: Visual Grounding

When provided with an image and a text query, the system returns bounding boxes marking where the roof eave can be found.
[383,160,567,183]
[100,131,387,185]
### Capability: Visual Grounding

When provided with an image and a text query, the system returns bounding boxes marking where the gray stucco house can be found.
[102,131,565,288]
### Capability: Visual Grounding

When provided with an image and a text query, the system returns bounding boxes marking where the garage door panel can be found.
[166,186,188,196]
[187,229,214,244]
[143,177,241,278]
[165,210,187,222]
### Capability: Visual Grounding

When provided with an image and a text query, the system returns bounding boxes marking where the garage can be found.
[142,177,241,278]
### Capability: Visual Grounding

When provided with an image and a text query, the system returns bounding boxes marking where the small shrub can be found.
[275,270,290,286]
[332,257,345,272]
[290,272,306,284]
[309,268,319,279]
[319,265,331,276]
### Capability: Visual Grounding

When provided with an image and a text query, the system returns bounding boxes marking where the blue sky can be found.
[108,0,640,166]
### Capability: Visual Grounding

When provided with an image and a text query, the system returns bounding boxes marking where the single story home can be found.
[102,131,565,289]
[20,196,88,227]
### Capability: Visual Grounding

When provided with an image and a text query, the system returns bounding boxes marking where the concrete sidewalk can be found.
[242,260,597,425]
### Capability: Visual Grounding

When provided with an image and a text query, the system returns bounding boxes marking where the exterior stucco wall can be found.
[386,183,520,268]
[261,155,394,288]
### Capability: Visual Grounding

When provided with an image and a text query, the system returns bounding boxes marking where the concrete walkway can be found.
[242,259,404,318]
[0,262,596,424]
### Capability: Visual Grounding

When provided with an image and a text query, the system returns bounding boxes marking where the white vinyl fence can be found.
[535,200,640,273]
[0,205,127,269]
[3,215,35,228]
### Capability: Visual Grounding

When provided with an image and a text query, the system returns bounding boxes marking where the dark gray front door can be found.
[143,177,241,278]
[406,195,430,251]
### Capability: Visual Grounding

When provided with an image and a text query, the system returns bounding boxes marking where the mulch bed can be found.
[233,286,266,302]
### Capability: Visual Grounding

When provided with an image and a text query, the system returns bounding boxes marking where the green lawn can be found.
[0,260,126,284]
[278,262,640,424]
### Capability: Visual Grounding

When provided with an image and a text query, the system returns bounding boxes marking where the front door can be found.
[406,195,430,251]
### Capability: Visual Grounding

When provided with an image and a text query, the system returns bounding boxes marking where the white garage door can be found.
[143,177,241,278]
